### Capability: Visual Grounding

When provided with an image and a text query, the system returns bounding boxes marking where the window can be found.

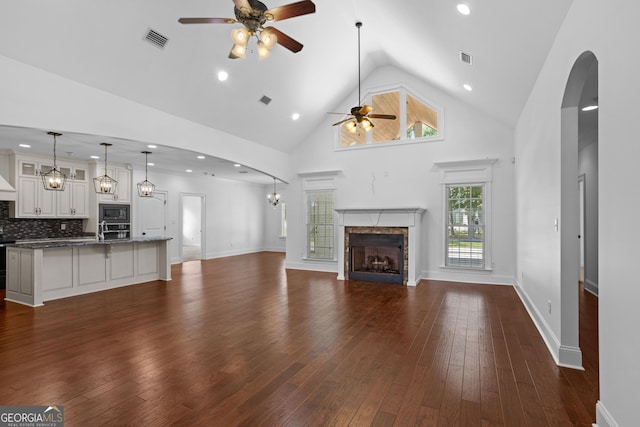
[446,184,485,268]
[306,191,334,259]
[338,86,442,149]
[435,159,496,271]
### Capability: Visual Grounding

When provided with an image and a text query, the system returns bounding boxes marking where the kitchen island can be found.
[5,237,171,307]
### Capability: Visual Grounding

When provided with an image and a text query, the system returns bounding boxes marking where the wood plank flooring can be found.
[0,252,598,426]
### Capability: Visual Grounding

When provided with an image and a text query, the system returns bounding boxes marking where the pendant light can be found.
[267,177,280,207]
[42,132,66,191]
[137,151,155,197]
[93,142,118,194]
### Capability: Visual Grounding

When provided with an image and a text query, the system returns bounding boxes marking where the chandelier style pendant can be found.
[137,151,155,197]
[42,131,66,191]
[93,143,118,194]
[267,177,280,207]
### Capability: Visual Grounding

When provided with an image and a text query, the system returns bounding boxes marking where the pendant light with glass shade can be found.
[267,177,280,207]
[42,131,66,191]
[137,151,155,197]
[93,142,118,194]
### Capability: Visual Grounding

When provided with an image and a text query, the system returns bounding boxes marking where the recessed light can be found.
[218,71,229,81]
[147,162,154,166]
[463,84,473,91]
[234,164,241,167]
[186,169,193,173]
[292,113,300,120]
[197,155,205,159]
[581,105,598,111]
[457,4,471,15]
[18,144,31,148]
[90,155,100,159]
[147,144,157,149]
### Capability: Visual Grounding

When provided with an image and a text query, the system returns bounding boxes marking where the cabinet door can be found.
[17,177,39,216]
[71,181,89,217]
[37,180,56,217]
[115,167,131,203]
[56,184,73,217]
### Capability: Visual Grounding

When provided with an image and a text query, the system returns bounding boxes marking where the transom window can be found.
[337,86,442,149]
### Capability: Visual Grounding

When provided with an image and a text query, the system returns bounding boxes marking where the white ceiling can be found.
[0,0,576,182]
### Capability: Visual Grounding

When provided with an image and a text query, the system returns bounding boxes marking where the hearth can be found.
[348,233,404,284]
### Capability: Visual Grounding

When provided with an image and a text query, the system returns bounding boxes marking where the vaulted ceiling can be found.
[0,0,575,181]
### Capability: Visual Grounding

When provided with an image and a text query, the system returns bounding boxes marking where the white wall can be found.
[285,65,516,285]
[262,184,288,253]
[131,168,267,263]
[515,1,639,424]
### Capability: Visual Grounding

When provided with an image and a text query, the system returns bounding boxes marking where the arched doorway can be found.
[560,51,598,369]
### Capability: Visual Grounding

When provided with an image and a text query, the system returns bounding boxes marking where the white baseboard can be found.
[205,248,263,260]
[423,269,514,285]
[285,261,338,274]
[585,278,599,296]
[594,401,619,427]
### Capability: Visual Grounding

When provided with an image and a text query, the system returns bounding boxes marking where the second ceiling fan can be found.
[179,0,316,59]
[331,22,397,133]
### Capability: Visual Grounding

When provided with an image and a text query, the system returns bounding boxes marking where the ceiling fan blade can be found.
[268,27,304,53]
[266,1,316,22]
[179,17,236,24]
[332,118,353,126]
[368,114,397,120]
[358,105,373,115]
[233,0,253,12]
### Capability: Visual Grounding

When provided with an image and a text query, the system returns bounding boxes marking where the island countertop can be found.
[12,236,172,249]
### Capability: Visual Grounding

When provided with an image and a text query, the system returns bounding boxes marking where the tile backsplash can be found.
[0,201,87,240]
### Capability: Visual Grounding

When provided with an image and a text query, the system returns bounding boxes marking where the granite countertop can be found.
[11,236,172,249]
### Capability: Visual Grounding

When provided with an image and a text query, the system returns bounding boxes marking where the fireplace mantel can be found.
[335,207,426,286]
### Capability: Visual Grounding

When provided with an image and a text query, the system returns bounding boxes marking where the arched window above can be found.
[336,85,444,150]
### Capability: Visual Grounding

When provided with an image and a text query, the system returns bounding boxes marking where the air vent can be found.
[459,51,473,65]
[238,170,249,174]
[259,95,272,106]
[145,28,169,49]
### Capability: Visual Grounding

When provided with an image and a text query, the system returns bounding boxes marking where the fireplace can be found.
[349,233,404,284]
[336,208,425,286]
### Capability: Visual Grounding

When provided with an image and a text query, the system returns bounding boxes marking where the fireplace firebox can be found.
[348,233,404,284]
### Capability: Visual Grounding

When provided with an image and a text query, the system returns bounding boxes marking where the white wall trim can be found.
[513,280,561,364]
[514,280,584,370]
[585,278,599,296]
[205,248,264,260]
[594,401,619,427]
[285,261,338,274]
[423,269,514,286]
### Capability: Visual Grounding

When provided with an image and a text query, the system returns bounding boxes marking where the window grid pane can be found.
[446,184,484,268]
[307,191,334,259]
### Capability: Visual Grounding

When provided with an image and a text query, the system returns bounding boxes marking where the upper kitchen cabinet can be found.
[10,155,90,218]
[56,164,89,217]
[95,165,132,204]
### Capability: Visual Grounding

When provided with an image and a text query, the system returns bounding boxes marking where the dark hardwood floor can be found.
[0,252,598,426]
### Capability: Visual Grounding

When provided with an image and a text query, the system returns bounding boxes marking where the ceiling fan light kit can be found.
[179,0,315,60]
[330,22,397,134]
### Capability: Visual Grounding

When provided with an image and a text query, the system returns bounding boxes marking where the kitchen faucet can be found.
[98,220,107,241]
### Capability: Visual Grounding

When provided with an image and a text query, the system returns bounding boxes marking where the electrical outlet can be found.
[547,300,552,314]
[61,223,66,231]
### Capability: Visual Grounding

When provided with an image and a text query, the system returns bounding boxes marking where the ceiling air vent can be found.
[259,95,272,106]
[145,28,169,49]
[459,51,473,65]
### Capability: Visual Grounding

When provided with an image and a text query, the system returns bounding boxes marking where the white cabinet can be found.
[15,160,56,217]
[56,165,89,217]
[12,156,90,218]
[96,166,131,203]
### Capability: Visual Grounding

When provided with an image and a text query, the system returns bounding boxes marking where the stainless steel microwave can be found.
[99,204,130,223]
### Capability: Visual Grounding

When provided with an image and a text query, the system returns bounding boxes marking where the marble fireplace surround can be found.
[335,208,426,286]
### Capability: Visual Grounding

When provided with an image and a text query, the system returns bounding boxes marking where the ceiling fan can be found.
[178,0,316,59]
[330,22,397,133]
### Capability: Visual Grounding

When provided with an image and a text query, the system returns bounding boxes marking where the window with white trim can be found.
[306,191,334,259]
[435,159,496,270]
[446,184,485,268]
[336,85,443,149]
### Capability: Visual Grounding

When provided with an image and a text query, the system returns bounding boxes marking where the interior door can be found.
[139,190,167,237]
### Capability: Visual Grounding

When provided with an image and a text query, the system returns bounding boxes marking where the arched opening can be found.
[560,51,599,376]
